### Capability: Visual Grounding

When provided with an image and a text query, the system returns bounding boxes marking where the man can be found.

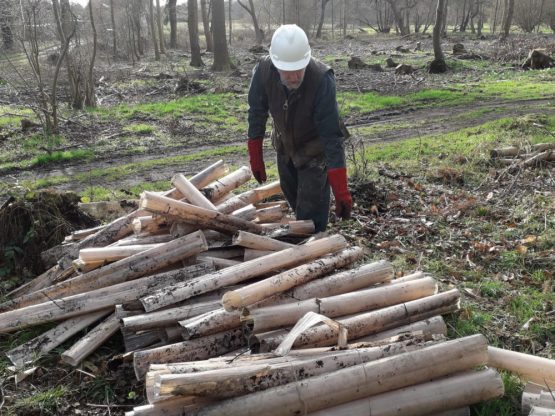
[247,24,352,233]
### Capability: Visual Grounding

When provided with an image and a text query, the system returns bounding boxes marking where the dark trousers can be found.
[277,153,330,233]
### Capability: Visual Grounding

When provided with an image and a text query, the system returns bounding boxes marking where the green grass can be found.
[30,149,95,166]
[0,106,35,128]
[123,123,155,134]
[473,372,523,416]
[11,385,71,415]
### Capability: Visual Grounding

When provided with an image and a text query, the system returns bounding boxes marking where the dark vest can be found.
[258,56,331,168]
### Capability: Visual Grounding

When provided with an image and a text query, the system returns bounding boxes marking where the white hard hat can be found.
[269,24,311,71]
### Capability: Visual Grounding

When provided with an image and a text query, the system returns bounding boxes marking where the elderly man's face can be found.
[278,68,306,90]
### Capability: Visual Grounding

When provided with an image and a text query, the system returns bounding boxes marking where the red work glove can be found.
[247,137,267,184]
[327,167,353,219]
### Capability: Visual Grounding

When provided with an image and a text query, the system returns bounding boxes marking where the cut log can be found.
[230,204,257,221]
[490,143,555,158]
[113,234,174,246]
[172,173,218,210]
[201,165,252,203]
[252,289,460,352]
[221,248,369,311]
[7,264,74,299]
[254,205,287,223]
[141,191,263,235]
[128,396,212,416]
[133,328,247,379]
[262,219,316,236]
[72,258,106,273]
[529,406,555,416]
[232,230,294,251]
[132,215,170,235]
[78,244,162,263]
[189,334,488,416]
[122,329,167,352]
[254,200,289,210]
[0,263,213,333]
[352,316,447,343]
[122,300,221,331]
[61,312,121,366]
[163,160,229,200]
[244,277,438,333]
[140,234,349,312]
[180,309,242,339]
[198,257,242,268]
[6,308,112,367]
[522,388,555,415]
[1,231,208,311]
[154,340,432,399]
[215,181,282,214]
[487,346,555,388]
[197,248,244,260]
[243,249,275,261]
[307,369,503,416]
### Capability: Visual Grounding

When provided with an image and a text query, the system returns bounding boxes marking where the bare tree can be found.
[212,0,231,70]
[429,0,447,73]
[168,0,177,48]
[188,0,204,66]
[200,0,213,51]
[316,0,330,38]
[501,0,514,38]
[514,0,544,33]
[384,0,416,36]
[361,0,394,33]
[156,0,165,53]
[228,0,232,45]
[148,0,160,59]
[85,0,97,107]
[237,0,264,44]
[132,0,144,55]
[491,0,500,33]
[1,0,15,50]
[109,0,117,57]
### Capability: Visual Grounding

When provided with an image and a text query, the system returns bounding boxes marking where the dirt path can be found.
[3,97,552,193]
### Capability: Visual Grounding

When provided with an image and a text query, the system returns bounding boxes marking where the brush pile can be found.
[2,160,553,415]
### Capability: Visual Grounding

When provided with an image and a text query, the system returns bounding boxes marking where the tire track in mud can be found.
[2,98,553,192]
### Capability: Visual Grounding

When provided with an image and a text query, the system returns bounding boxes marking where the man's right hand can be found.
[247,137,267,184]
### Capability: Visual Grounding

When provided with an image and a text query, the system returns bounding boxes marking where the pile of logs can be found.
[491,143,555,168]
[1,160,553,415]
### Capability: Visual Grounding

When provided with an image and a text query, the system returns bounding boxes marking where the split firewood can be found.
[0,262,213,332]
[163,160,229,200]
[6,308,112,367]
[172,173,218,211]
[252,289,460,352]
[215,181,282,214]
[141,191,263,235]
[222,250,377,312]
[243,277,438,334]
[187,334,487,416]
[1,231,208,311]
[140,234,349,312]
[308,369,503,416]
[201,165,252,203]
[487,346,555,388]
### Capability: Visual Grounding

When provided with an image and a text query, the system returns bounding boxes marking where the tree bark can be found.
[429,0,447,73]
[200,0,213,51]
[488,346,555,388]
[237,0,264,44]
[110,0,117,56]
[168,0,177,48]
[316,0,330,38]
[188,0,204,67]
[149,0,160,60]
[215,181,282,214]
[156,0,166,53]
[85,0,97,108]
[173,173,215,209]
[502,0,514,38]
[211,0,232,70]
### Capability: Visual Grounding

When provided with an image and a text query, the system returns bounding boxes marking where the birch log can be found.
[6,308,112,367]
[190,334,488,416]
[221,247,366,311]
[113,234,174,246]
[253,289,460,352]
[232,231,294,251]
[254,205,287,223]
[7,264,74,299]
[215,181,282,214]
[230,204,257,221]
[172,173,218,210]
[201,165,252,203]
[2,231,208,311]
[487,346,555,387]
[262,220,316,236]
[353,316,447,343]
[245,277,438,333]
[308,369,503,416]
[140,234,349,312]
[0,263,213,333]
[61,312,121,366]
[243,249,276,261]
[180,309,241,339]
[133,329,247,379]
[163,160,228,200]
[141,191,263,235]
[78,244,162,263]
[132,215,169,235]
[154,340,431,399]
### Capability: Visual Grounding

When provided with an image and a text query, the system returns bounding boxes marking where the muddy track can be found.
[3,97,553,192]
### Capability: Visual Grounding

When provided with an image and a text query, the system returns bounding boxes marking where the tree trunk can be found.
[156,0,166,53]
[132,0,144,55]
[429,0,447,73]
[316,0,330,38]
[211,0,231,70]
[1,1,14,50]
[149,0,160,59]
[237,0,264,44]
[387,0,410,35]
[168,0,177,48]
[200,0,213,51]
[110,0,117,56]
[85,0,97,108]
[188,0,204,66]
[228,0,232,44]
[502,0,514,38]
